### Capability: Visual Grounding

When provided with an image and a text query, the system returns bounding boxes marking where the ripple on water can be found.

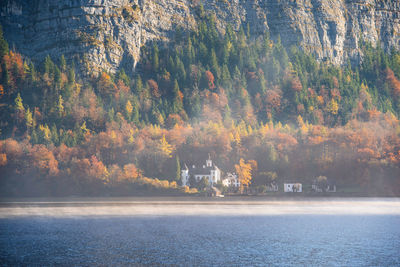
[0,199,399,266]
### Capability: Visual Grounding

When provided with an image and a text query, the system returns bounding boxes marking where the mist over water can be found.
[1,198,400,266]
[1,198,400,217]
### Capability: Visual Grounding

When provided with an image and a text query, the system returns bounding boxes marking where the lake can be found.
[1,198,399,266]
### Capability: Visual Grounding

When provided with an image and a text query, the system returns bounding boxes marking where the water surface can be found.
[1,198,399,266]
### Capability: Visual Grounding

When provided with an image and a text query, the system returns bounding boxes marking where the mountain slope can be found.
[1,0,399,74]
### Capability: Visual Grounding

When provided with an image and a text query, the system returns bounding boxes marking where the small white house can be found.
[284,182,302,192]
[312,179,336,192]
[222,172,240,188]
[181,155,221,187]
[266,181,279,192]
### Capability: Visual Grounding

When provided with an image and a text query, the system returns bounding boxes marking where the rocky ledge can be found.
[1,0,399,74]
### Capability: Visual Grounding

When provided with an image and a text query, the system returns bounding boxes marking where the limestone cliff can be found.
[1,0,399,74]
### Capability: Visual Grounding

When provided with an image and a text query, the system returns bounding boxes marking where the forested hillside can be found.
[0,14,400,196]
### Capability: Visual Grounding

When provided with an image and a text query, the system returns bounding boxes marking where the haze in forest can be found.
[0,2,399,197]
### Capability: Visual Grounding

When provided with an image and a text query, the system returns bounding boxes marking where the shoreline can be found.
[1,195,400,204]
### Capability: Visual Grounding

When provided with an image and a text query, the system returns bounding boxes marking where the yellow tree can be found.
[122,163,139,181]
[25,108,34,129]
[235,158,252,193]
[158,134,173,158]
[326,99,339,115]
[128,129,135,144]
[15,93,24,112]
[125,100,133,120]
[297,115,308,135]
[57,95,64,117]
[14,93,25,123]
[39,124,51,144]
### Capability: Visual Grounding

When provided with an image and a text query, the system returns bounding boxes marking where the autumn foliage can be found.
[0,18,400,196]
[235,158,252,193]
[386,68,400,97]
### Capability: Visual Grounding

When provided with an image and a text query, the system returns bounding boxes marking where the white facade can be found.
[181,168,190,187]
[284,183,302,192]
[181,157,221,187]
[312,184,336,192]
[266,182,279,192]
[222,173,240,188]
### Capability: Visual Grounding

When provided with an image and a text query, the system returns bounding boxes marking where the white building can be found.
[284,182,302,192]
[312,179,336,192]
[181,156,221,187]
[222,172,240,188]
[266,181,279,192]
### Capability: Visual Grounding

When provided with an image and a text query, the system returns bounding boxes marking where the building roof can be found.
[183,157,219,176]
[283,181,302,184]
[188,164,218,175]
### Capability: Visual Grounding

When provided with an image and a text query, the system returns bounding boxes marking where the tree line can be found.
[0,10,399,196]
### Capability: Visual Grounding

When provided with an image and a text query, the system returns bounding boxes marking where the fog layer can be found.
[1,198,399,217]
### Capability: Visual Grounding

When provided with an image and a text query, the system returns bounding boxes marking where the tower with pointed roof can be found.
[181,156,221,187]
[181,164,190,187]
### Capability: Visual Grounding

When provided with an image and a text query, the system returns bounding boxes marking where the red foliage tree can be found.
[386,68,400,97]
[204,70,215,90]
[148,79,160,98]
[291,76,303,92]
[88,155,107,180]
[30,144,59,176]
[97,72,117,96]
[166,113,183,129]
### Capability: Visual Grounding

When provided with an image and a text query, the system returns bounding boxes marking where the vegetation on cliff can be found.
[0,13,399,196]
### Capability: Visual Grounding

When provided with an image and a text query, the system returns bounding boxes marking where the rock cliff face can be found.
[1,0,399,74]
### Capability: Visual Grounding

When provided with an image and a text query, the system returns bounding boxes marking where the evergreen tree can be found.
[0,25,9,60]
[135,75,143,93]
[175,56,186,83]
[172,79,183,113]
[54,66,62,88]
[199,42,208,65]
[118,68,130,86]
[175,156,181,182]
[263,31,271,57]
[1,62,10,86]
[222,38,232,65]
[238,26,246,49]
[184,37,195,66]
[185,88,201,118]
[44,55,55,76]
[221,64,232,88]
[152,43,159,71]
[108,107,115,122]
[210,49,220,79]
[28,62,36,81]
[131,101,139,124]
[274,36,289,70]
[60,55,67,72]
[31,128,39,144]
[57,95,64,117]
[51,124,59,145]
[258,72,267,94]
[67,67,75,84]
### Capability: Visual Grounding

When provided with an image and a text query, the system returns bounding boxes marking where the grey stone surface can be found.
[1,0,399,75]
